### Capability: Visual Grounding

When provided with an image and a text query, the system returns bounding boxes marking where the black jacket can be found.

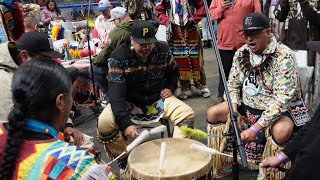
[274,0,308,50]
[299,0,320,28]
[274,0,320,50]
[107,42,179,131]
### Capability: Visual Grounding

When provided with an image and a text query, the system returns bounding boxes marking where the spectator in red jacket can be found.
[209,0,261,104]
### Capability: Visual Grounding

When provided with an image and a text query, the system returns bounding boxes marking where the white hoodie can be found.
[0,42,18,122]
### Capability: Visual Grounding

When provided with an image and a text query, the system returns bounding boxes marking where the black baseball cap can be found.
[131,20,157,44]
[16,32,63,58]
[240,13,270,32]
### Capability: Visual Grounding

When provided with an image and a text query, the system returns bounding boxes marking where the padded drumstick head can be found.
[126,130,150,152]
[149,125,167,135]
[190,144,218,154]
[190,144,233,158]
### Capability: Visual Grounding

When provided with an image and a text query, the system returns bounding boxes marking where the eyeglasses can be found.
[242,29,265,39]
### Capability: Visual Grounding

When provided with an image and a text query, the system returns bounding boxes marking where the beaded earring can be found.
[130,45,134,51]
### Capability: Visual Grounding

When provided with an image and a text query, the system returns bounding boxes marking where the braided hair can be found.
[239,49,272,74]
[0,59,71,179]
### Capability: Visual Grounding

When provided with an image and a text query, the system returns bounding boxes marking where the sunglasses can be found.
[241,29,266,39]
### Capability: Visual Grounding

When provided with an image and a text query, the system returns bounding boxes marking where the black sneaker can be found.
[118,159,129,179]
[207,40,212,48]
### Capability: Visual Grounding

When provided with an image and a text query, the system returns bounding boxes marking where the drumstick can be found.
[106,130,150,166]
[126,130,150,152]
[159,142,166,173]
[260,165,288,173]
[105,126,166,166]
[149,125,167,135]
[190,144,288,171]
[190,143,233,158]
[256,162,289,173]
[191,144,258,162]
[105,151,126,166]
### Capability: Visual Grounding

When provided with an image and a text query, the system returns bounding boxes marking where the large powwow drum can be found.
[128,138,212,180]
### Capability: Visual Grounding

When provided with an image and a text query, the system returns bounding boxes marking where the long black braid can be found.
[0,106,25,179]
[0,59,71,179]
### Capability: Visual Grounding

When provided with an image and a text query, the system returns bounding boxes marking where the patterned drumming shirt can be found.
[227,35,301,128]
[107,42,179,131]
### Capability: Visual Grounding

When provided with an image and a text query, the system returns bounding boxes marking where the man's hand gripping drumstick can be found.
[190,144,289,172]
[106,125,167,166]
[190,144,264,164]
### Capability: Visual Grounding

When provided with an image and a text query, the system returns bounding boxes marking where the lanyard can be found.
[24,119,58,138]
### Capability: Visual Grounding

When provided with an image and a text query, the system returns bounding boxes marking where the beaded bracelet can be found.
[249,126,260,135]
[277,153,288,164]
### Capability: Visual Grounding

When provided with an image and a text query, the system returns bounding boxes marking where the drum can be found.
[128,138,212,180]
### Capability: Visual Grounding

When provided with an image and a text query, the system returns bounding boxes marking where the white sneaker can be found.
[69,111,75,118]
[201,87,211,98]
[191,86,211,98]
[100,100,108,107]
[100,95,109,107]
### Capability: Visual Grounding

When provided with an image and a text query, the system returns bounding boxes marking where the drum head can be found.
[128,138,212,180]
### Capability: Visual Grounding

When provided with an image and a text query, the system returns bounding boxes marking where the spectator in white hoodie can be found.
[92,0,115,52]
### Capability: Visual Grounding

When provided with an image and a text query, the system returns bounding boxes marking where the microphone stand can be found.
[72,0,102,126]
[86,0,98,106]
[201,0,248,179]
